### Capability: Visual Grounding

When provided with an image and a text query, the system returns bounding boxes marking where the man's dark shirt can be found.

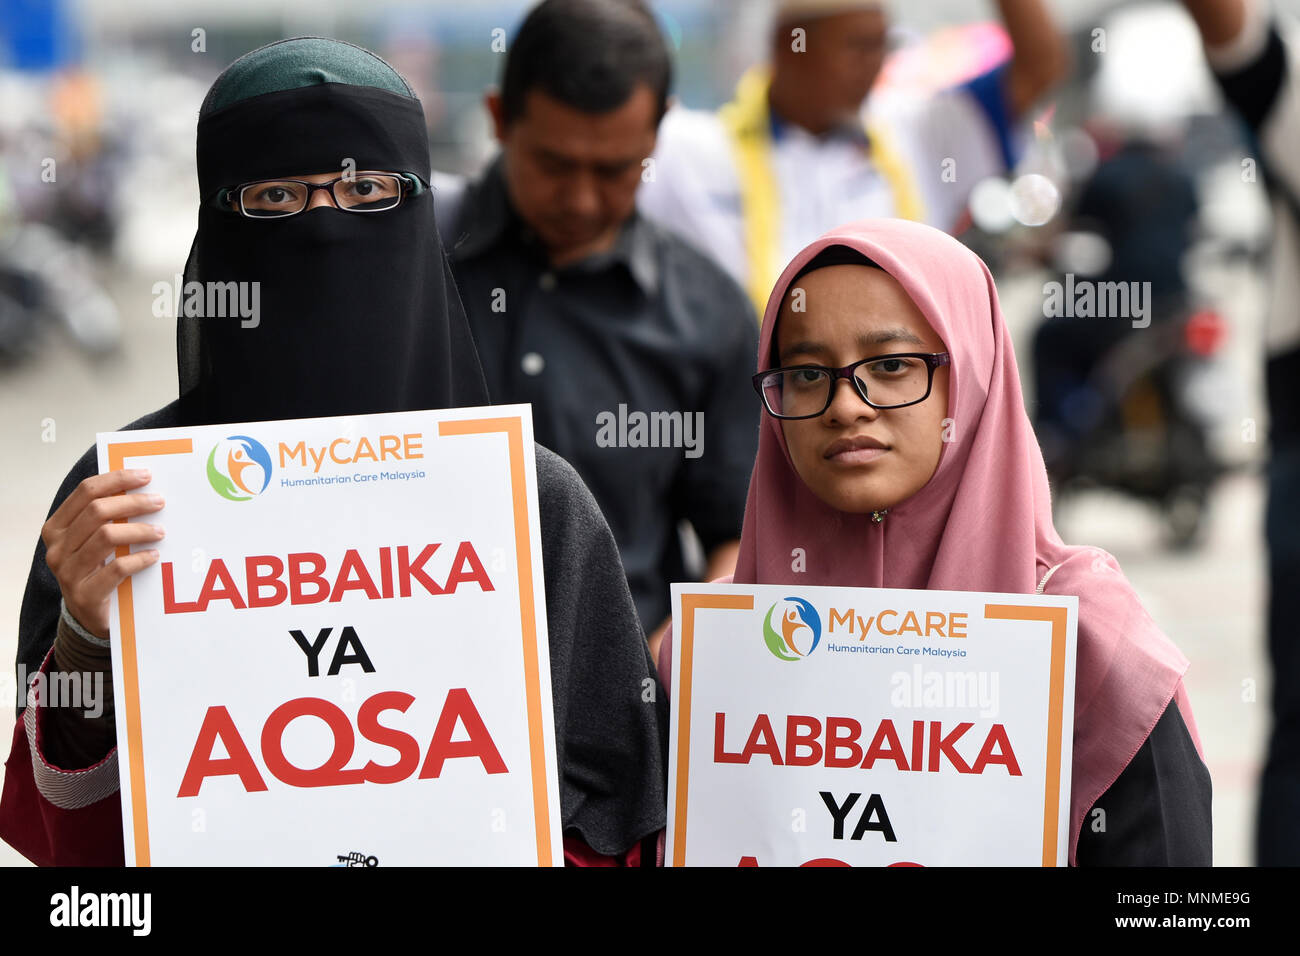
[436,156,760,632]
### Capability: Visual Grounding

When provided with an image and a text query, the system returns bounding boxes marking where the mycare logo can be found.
[49,885,151,936]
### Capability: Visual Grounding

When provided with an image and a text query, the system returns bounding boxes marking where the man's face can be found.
[490,85,659,266]
[776,10,888,123]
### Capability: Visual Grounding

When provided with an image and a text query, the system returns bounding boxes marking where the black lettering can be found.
[290,628,332,677]
[850,793,897,842]
[819,791,861,840]
[327,625,376,676]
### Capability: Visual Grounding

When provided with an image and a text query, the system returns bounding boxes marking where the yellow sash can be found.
[719,67,926,318]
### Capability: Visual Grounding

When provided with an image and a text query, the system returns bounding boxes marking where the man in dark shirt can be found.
[433,0,760,657]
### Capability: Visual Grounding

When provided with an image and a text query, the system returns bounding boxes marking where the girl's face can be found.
[775,264,950,514]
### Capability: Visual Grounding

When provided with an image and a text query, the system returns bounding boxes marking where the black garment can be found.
[1032,141,1197,454]
[1211,23,1300,864]
[1072,142,1198,304]
[15,403,668,856]
[1076,700,1212,865]
[181,82,489,425]
[440,156,760,631]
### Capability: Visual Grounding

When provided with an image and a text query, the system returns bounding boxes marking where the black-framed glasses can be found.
[225,172,415,218]
[752,352,951,420]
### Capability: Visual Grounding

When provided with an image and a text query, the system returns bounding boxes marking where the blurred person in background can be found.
[432,0,760,661]
[637,0,1069,317]
[1183,0,1300,866]
[1031,126,1202,484]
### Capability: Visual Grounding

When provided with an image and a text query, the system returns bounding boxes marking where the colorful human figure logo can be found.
[207,435,272,501]
[762,597,822,661]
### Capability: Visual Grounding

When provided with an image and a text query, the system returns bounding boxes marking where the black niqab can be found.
[179,81,488,424]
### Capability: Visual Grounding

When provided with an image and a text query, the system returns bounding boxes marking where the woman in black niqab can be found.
[181,36,489,423]
[4,37,667,867]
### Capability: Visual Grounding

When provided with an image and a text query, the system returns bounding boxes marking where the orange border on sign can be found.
[112,417,554,866]
[670,592,755,867]
[670,594,1071,867]
[106,438,194,868]
[983,603,1070,867]
[439,416,554,866]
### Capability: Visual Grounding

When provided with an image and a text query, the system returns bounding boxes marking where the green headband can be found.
[203,37,428,208]
[201,36,417,115]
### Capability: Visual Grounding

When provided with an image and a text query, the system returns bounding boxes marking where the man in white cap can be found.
[638,0,1068,315]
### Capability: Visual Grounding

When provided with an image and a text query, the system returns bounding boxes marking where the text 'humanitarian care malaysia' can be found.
[276,431,427,487]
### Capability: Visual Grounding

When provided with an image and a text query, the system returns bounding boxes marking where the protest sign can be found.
[97,405,562,865]
[667,582,1078,866]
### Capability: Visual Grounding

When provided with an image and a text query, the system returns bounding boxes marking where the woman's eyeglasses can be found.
[752,352,950,420]
[223,172,416,219]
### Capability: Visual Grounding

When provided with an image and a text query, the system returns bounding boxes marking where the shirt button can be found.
[520,352,546,376]
[538,271,557,291]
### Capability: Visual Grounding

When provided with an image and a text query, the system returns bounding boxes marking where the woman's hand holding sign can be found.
[42,468,166,639]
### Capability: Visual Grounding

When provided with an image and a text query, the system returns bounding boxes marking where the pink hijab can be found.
[660,218,1204,865]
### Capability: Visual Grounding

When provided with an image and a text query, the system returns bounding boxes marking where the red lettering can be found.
[825,717,864,768]
[288,552,330,604]
[260,697,365,787]
[329,549,381,602]
[161,562,201,614]
[418,688,507,778]
[245,555,287,608]
[861,720,909,771]
[357,691,421,784]
[971,724,1022,776]
[444,541,494,593]
[196,558,247,611]
[177,706,268,796]
[928,720,974,773]
[378,546,394,599]
[398,544,443,598]
[910,719,924,772]
[741,714,783,765]
[785,715,822,767]
[713,713,746,764]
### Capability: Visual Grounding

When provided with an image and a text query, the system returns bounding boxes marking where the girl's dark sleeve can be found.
[534,444,669,865]
[1075,700,1212,866]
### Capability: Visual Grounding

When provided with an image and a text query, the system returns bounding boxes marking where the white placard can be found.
[667,582,1078,867]
[97,405,562,866]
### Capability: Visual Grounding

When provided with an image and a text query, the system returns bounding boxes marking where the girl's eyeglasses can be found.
[753,352,950,420]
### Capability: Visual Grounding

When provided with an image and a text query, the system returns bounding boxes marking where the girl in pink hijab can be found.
[659,218,1211,865]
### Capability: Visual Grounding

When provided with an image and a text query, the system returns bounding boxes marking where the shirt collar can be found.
[451,153,660,295]
[768,107,870,148]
